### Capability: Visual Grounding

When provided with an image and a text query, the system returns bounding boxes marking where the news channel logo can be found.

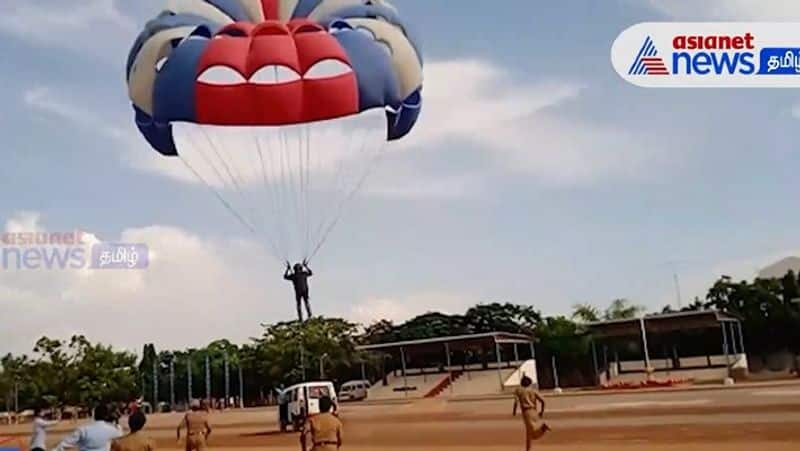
[1,231,148,270]
[611,22,800,87]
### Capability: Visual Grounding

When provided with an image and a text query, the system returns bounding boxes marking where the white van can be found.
[278,381,337,432]
[339,380,370,402]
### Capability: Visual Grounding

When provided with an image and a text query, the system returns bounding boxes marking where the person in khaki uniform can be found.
[512,375,550,451]
[177,400,212,451]
[111,411,154,451]
[300,396,342,451]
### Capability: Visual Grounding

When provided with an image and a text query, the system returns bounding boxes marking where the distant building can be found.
[758,257,800,279]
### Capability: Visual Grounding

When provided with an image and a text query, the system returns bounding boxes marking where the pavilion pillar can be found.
[445,342,453,395]
[736,320,746,354]
[514,343,520,363]
[591,339,599,385]
[639,317,651,376]
[729,322,738,354]
[400,347,408,398]
[495,341,504,389]
[672,345,680,369]
[721,322,731,378]
[551,355,560,390]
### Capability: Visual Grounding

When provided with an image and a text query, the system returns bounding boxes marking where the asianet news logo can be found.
[1,230,148,271]
[612,23,800,87]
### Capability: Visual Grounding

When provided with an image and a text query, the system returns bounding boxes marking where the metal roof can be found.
[356,331,533,352]
[585,309,741,338]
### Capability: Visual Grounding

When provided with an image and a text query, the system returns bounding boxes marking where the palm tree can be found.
[571,303,601,323]
[604,298,645,320]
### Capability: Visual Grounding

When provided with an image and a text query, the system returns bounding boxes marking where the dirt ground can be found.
[2,389,799,451]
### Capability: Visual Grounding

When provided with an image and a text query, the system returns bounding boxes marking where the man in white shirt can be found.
[31,407,60,451]
[53,404,122,451]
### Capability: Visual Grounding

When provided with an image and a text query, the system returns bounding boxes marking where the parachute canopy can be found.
[128,0,422,155]
[127,0,423,262]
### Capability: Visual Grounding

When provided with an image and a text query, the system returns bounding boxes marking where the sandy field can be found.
[2,384,799,450]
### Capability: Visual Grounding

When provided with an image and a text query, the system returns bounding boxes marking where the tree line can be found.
[3,271,799,411]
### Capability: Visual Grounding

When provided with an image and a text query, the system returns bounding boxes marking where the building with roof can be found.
[356,332,536,399]
[585,310,748,386]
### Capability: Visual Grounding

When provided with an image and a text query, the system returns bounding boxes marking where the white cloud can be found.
[0,0,135,52]
[642,0,800,20]
[0,211,283,354]
[348,292,474,326]
[23,86,128,141]
[364,174,482,200]
[399,59,666,186]
[5,211,45,234]
[0,211,480,353]
[401,60,585,150]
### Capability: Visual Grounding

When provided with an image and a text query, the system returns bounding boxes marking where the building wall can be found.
[602,353,748,384]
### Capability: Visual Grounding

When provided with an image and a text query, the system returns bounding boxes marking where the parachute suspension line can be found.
[262,65,289,261]
[293,125,306,261]
[179,128,271,248]
[181,127,241,205]
[264,127,291,261]
[253,129,286,262]
[275,129,290,261]
[184,126,284,261]
[278,126,301,261]
[306,121,361,258]
[296,124,307,261]
[308,124,366,253]
[303,124,312,261]
[212,127,267,236]
[307,134,386,262]
[197,127,259,230]
[178,157,257,236]
[250,129,285,261]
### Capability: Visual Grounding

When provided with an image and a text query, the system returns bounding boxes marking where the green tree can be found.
[361,320,396,345]
[604,298,645,320]
[571,303,601,323]
[70,336,138,406]
[252,318,361,387]
[464,303,540,334]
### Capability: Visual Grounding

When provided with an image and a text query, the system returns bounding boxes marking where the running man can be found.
[177,400,211,451]
[512,375,550,450]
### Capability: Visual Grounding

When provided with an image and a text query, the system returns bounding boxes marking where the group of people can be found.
[26,375,547,451]
[31,404,154,451]
[28,400,210,451]
[27,395,341,451]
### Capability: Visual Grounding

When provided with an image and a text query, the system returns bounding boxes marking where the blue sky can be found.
[2,0,800,353]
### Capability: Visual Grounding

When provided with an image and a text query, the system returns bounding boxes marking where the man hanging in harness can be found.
[285,260,313,321]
